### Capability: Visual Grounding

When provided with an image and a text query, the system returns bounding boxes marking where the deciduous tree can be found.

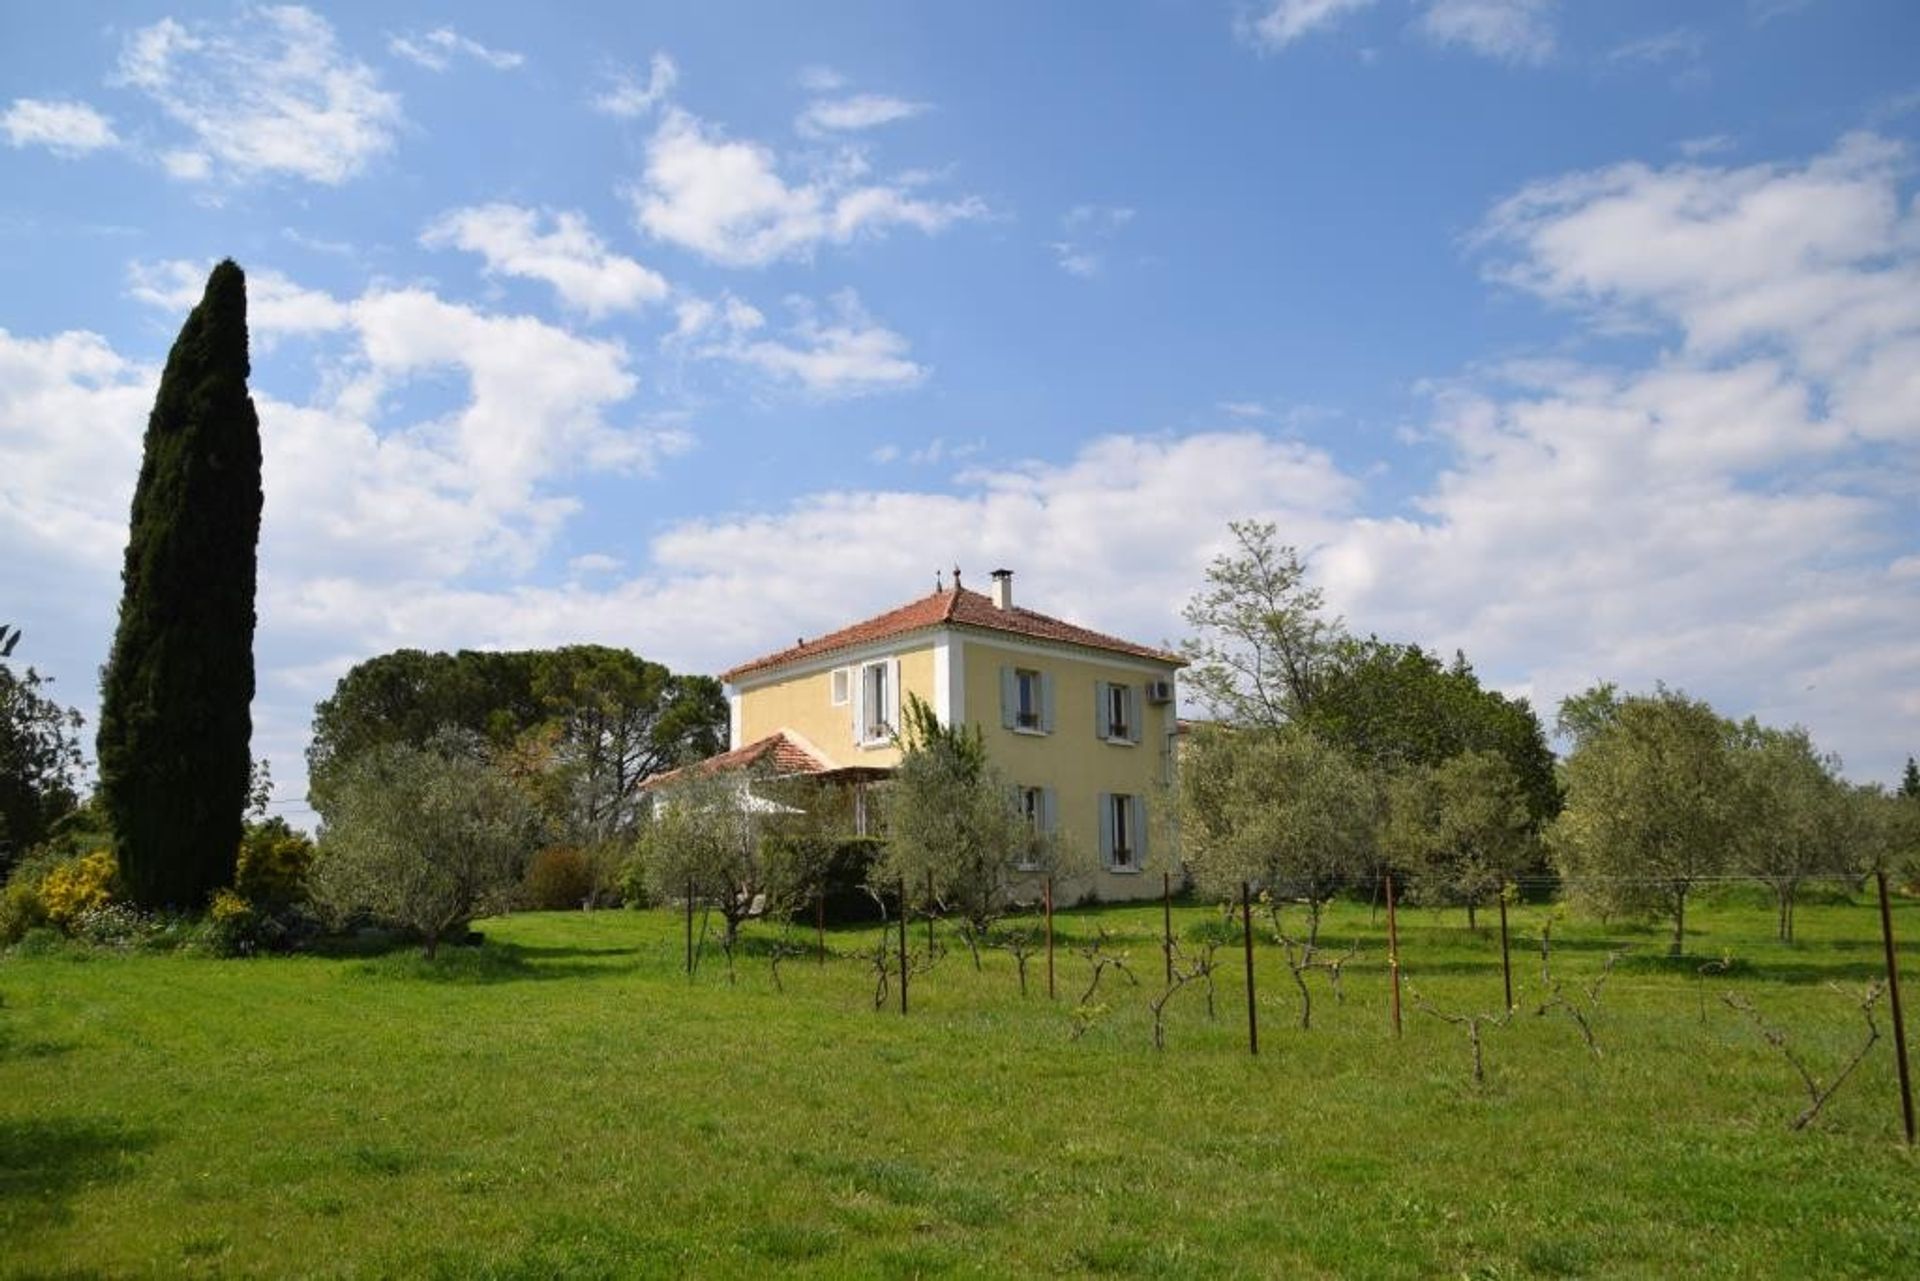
[1179,520,1342,728]
[0,634,84,870]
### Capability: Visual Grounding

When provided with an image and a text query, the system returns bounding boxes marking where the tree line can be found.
[1178,521,1920,955]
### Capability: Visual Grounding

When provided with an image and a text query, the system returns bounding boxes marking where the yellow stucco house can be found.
[712,568,1185,902]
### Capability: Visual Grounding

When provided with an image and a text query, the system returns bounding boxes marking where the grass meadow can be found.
[4,892,1919,1278]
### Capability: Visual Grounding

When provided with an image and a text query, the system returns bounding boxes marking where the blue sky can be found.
[3,1,1917,823]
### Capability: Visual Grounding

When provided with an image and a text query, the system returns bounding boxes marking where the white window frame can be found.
[830,667,850,707]
[1110,792,1135,870]
[855,657,899,748]
[1099,791,1145,873]
[1100,681,1136,745]
[1016,785,1046,871]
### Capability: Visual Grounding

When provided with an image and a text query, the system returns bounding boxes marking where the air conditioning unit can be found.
[1145,679,1174,705]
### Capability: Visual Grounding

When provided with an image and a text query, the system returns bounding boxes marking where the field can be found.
[4,894,1919,1278]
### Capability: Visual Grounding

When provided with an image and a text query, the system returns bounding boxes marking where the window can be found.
[1099,792,1146,872]
[1110,794,1135,869]
[1015,669,1042,730]
[1016,786,1047,870]
[1000,666,1053,734]
[856,658,898,746]
[830,667,849,706]
[1096,681,1137,743]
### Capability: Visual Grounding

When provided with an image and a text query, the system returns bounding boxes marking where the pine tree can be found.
[1902,756,1920,802]
[97,260,262,908]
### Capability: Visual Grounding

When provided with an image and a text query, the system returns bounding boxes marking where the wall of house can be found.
[736,640,937,769]
[960,635,1178,904]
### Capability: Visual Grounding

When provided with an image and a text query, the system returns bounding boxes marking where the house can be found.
[706,568,1185,902]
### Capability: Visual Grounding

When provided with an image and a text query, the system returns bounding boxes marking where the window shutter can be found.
[1094,681,1109,740]
[886,657,901,736]
[1000,666,1016,729]
[851,665,866,741]
[1125,686,1142,744]
[1040,673,1056,734]
[1041,787,1057,834]
[1097,792,1114,868]
[1132,795,1147,867]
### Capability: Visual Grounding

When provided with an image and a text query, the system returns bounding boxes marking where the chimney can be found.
[990,568,1014,610]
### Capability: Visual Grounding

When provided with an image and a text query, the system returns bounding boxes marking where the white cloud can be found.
[1052,204,1136,278]
[388,26,523,72]
[1677,134,1736,159]
[797,93,928,137]
[1243,0,1379,51]
[1418,0,1557,65]
[797,66,848,93]
[1311,133,1920,779]
[1606,28,1704,66]
[128,259,354,341]
[593,53,678,119]
[629,106,986,267]
[115,8,401,185]
[421,204,671,318]
[1475,132,1920,405]
[2,98,118,154]
[680,289,928,397]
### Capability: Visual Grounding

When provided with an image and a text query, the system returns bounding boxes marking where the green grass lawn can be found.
[4,894,1919,1278]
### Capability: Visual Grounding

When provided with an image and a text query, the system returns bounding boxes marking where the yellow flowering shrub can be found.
[41,850,116,927]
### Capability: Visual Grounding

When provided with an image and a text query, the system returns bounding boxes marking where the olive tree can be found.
[310,735,539,957]
[876,695,1080,967]
[1178,722,1377,945]
[1381,750,1535,930]
[1734,724,1860,942]
[1548,688,1741,955]
[639,765,774,958]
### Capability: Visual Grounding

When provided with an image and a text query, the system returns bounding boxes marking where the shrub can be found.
[207,889,261,957]
[523,847,594,910]
[0,878,48,945]
[235,819,315,909]
[41,849,116,927]
[68,902,161,950]
[619,843,650,908]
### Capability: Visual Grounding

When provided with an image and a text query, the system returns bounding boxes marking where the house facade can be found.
[717,569,1184,902]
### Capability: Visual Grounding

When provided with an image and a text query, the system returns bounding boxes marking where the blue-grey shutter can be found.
[1094,681,1109,740]
[1125,685,1142,744]
[1097,791,1114,868]
[1041,787,1057,834]
[1132,794,1147,868]
[885,658,901,735]
[1040,673,1056,734]
[1000,666,1016,729]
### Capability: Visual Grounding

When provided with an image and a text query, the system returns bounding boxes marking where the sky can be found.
[2,0,1918,826]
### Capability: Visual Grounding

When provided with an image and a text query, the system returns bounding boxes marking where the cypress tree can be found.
[97,259,262,909]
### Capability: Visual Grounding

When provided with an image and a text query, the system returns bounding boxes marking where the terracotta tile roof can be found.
[720,585,1184,683]
[637,729,835,792]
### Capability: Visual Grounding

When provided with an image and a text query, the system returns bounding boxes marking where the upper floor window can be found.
[830,667,849,706]
[1095,680,1139,744]
[999,665,1054,734]
[855,657,899,747]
